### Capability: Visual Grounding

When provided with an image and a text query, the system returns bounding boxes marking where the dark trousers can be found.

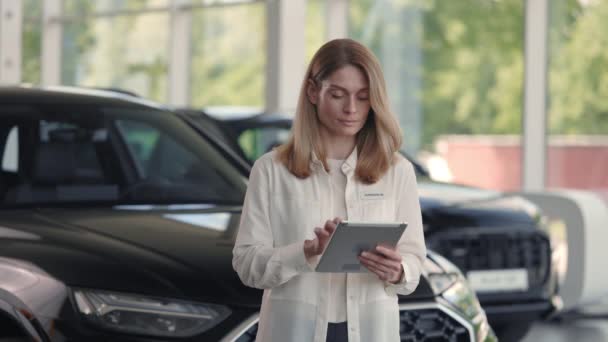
[326,322,348,342]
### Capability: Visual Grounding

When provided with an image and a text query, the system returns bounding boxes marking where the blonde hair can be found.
[275,38,402,184]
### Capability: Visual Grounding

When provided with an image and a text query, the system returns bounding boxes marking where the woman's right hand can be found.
[303,217,342,260]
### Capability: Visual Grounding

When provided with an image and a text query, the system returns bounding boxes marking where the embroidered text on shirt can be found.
[360,192,385,200]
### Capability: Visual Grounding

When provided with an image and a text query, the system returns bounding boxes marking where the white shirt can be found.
[326,158,347,323]
[232,148,426,342]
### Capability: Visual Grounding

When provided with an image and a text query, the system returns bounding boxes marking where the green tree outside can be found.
[21,0,608,145]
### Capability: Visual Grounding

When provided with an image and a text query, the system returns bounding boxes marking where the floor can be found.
[523,318,608,342]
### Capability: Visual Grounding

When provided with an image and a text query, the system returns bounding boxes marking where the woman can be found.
[232,38,426,342]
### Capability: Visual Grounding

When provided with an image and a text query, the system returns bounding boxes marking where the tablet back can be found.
[315,222,407,273]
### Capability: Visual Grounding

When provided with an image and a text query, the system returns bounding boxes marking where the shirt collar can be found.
[343,146,358,169]
[311,150,323,168]
[310,146,358,174]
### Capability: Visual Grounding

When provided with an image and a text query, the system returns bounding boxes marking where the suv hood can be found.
[0,205,439,308]
[0,205,262,307]
[418,181,542,228]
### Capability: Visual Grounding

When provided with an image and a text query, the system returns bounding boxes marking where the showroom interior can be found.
[0,0,607,341]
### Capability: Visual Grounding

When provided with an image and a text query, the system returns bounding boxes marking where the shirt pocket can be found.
[270,196,322,246]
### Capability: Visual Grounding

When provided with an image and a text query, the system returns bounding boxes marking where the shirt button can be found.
[349,295,355,300]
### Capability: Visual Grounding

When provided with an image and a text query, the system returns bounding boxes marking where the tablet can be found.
[314,221,407,273]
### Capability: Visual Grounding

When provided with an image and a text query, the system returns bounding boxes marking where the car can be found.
[178,108,562,342]
[0,86,495,341]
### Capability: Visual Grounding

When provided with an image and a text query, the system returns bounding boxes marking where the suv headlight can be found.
[428,272,497,342]
[428,253,498,342]
[72,288,230,337]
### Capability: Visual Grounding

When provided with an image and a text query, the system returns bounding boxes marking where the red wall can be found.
[438,135,608,191]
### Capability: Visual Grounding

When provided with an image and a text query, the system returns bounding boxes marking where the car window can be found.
[192,113,430,179]
[238,127,290,162]
[0,105,246,207]
[115,120,160,178]
[238,126,430,178]
[1,126,18,172]
[117,119,220,184]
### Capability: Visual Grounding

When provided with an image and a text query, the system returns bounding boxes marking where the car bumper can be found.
[221,301,491,342]
[483,296,560,325]
[32,301,488,342]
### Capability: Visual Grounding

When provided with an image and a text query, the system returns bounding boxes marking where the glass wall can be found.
[60,1,170,101]
[547,0,608,191]
[21,0,607,193]
[350,0,525,191]
[306,0,325,63]
[22,0,42,85]
[62,0,170,12]
[190,1,266,108]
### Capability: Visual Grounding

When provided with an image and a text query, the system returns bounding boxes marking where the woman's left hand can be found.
[358,245,404,283]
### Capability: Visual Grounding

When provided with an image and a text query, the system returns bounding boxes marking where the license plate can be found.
[467,269,529,292]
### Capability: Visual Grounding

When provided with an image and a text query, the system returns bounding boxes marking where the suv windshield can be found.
[187,113,431,180]
[0,105,246,207]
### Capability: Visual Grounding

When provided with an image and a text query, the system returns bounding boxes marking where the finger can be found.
[317,235,329,248]
[374,245,403,262]
[305,237,318,248]
[360,251,400,268]
[359,252,401,273]
[333,217,343,224]
[318,226,335,242]
[314,227,329,242]
[359,255,396,274]
[365,262,397,282]
[314,227,330,239]
[304,238,322,255]
[360,262,391,281]
[324,224,336,235]
[375,245,401,260]
[314,229,332,248]
[304,239,314,252]
[323,220,337,232]
[358,260,381,274]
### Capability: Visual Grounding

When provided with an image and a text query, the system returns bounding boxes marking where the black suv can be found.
[178,109,562,342]
[0,86,495,341]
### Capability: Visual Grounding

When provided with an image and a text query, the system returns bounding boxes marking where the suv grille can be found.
[234,308,471,342]
[429,228,551,290]
[400,308,470,341]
